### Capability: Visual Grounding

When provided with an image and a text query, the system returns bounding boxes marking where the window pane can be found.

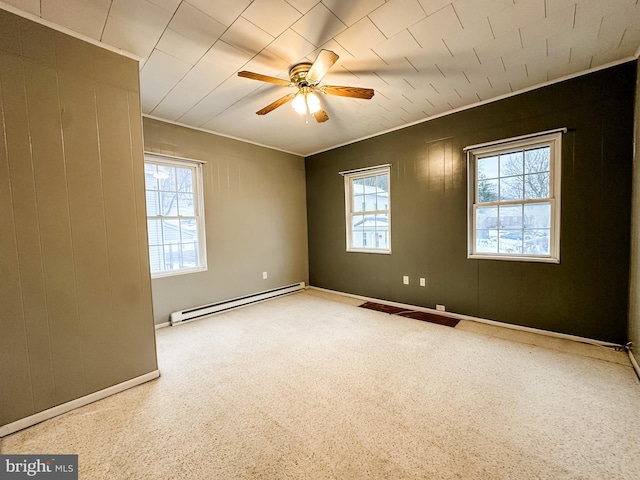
[352,178,365,190]
[146,191,160,216]
[351,214,365,248]
[352,214,364,229]
[499,204,523,229]
[162,219,180,244]
[164,244,181,270]
[376,234,387,249]
[374,213,389,249]
[477,178,498,203]
[160,191,178,216]
[181,242,198,268]
[478,156,498,179]
[353,194,366,212]
[147,219,162,245]
[148,245,164,274]
[524,172,550,199]
[524,203,551,229]
[499,230,523,254]
[477,206,498,229]
[375,174,388,192]
[376,192,389,210]
[158,165,176,191]
[180,218,198,242]
[176,168,193,192]
[375,213,389,226]
[524,229,550,255]
[144,164,159,190]
[178,193,194,216]
[525,147,550,173]
[499,151,523,176]
[500,175,523,201]
[476,229,498,253]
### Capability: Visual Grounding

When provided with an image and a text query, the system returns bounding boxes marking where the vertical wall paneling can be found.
[0,52,36,423]
[143,117,309,325]
[629,59,640,366]
[96,83,151,381]
[24,56,86,405]
[0,9,157,430]
[1,50,57,413]
[306,62,636,344]
[57,34,118,394]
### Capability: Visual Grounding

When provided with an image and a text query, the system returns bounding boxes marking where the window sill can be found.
[151,266,208,279]
[468,254,559,264]
[347,248,392,255]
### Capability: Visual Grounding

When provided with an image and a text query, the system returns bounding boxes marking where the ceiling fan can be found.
[237,49,374,123]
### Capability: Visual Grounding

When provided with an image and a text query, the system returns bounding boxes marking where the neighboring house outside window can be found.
[144,154,207,277]
[343,165,391,254]
[466,130,563,263]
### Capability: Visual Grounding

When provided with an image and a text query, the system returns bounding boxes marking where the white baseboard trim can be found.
[155,321,170,330]
[308,286,623,349]
[0,370,160,438]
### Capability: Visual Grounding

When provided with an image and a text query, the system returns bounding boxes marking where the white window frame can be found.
[466,129,564,263]
[343,165,391,254]
[144,153,207,278]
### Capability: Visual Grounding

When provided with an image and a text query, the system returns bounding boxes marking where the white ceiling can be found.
[3,0,640,156]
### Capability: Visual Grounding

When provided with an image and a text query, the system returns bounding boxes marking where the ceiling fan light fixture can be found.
[292,90,321,115]
[292,92,307,114]
[306,92,321,114]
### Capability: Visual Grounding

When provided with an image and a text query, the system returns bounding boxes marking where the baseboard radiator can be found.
[169,282,306,326]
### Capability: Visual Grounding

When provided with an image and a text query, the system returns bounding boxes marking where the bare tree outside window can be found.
[468,131,562,262]
[477,147,550,202]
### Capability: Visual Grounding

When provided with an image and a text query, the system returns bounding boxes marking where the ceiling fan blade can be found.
[256,93,297,115]
[321,85,375,100]
[238,71,292,87]
[313,109,329,123]
[306,49,339,84]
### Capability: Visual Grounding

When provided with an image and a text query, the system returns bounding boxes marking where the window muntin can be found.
[468,131,561,262]
[144,155,206,277]
[344,167,390,254]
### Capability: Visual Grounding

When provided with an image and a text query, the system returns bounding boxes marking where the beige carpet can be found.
[2,289,640,479]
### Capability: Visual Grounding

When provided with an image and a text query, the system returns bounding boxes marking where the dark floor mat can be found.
[359,302,406,315]
[360,301,459,328]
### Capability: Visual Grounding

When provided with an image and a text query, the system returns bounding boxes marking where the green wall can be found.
[629,59,640,365]
[0,10,157,429]
[306,61,636,344]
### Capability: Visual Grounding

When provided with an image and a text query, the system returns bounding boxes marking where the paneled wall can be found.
[306,61,636,344]
[629,59,640,365]
[0,10,157,429]
[143,118,309,325]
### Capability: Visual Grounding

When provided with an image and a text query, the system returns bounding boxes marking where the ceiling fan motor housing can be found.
[289,63,314,87]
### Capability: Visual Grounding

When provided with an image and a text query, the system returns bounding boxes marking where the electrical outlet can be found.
[419,278,426,287]
[403,275,409,285]
[436,304,445,312]
[262,271,268,279]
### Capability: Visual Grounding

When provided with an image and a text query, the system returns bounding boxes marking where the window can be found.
[466,130,563,263]
[144,154,206,277]
[343,165,391,254]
